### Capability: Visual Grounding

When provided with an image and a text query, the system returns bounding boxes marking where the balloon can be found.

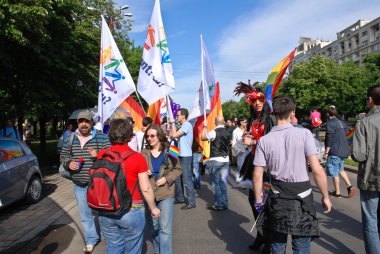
[175,104,181,111]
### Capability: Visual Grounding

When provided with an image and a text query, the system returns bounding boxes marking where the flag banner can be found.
[193,82,223,159]
[168,141,180,159]
[188,36,216,121]
[265,48,297,109]
[97,15,136,124]
[118,96,145,130]
[137,0,175,105]
[147,98,166,125]
[346,127,355,145]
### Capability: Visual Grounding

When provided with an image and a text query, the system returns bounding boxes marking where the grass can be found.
[29,138,60,172]
[345,157,358,167]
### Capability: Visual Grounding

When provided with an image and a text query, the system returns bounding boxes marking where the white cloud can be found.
[214,0,380,104]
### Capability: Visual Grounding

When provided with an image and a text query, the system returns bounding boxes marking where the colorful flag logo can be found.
[97,15,136,124]
[137,0,175,105]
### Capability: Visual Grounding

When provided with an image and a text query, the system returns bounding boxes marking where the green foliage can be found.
[222,97,250,120]
[278,55,375,119]
[0,0,142,121]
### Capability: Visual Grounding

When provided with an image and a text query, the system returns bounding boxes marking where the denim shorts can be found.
[326,155,344,177]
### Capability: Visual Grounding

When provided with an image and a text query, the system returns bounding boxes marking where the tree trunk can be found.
[39,116,46,153]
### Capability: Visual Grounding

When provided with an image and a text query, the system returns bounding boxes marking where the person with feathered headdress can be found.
[234,81,275,253]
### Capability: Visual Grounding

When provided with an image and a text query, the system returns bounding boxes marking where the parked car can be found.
[0,138,43,208]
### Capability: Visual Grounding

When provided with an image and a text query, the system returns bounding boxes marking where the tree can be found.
[222,97,250,120]
[279,56,372,120]
[0,0,142,150]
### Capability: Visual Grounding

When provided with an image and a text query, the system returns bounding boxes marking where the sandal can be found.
[330,190,342,198]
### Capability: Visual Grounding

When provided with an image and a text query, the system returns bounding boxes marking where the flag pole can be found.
[200,34,207,124]
[134,90,147,116]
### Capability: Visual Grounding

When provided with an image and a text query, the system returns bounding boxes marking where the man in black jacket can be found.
[201,116,232,210]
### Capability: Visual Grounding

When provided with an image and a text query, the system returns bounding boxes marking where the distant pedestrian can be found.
[0,119,20,140]
[201,116,232,211]
[127,117,139,152]
[23,127,32,145]
[97,119,160,254]
[309,106,322,140]
[253,96,332,254]
[169,108,196,210]
[192,140,203,189]
[352,84,380,254]
[329,105,343,120]
[324,108,356,198]
[60,110,110,253]
[141,124,182,254]
[136,117,153,152]
[231,116,249,181]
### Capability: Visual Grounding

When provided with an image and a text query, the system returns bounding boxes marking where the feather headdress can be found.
[234,81,265,104]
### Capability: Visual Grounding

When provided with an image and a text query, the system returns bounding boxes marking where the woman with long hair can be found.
[97,119,160,254]
[141,124,182,254]
[234,82,275,253]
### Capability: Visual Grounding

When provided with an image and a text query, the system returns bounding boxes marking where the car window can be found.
[0,140,25,162]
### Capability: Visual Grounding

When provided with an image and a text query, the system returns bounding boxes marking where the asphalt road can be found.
[4,166,363,254]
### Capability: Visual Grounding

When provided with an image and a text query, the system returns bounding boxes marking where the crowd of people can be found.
[56,83,380,254]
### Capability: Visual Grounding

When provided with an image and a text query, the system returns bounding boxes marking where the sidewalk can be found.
[0,173,106,254]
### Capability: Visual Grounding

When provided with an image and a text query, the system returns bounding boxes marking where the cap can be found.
[77,111,93,121]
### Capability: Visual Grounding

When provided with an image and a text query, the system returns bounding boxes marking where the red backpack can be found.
[87,148,137,215]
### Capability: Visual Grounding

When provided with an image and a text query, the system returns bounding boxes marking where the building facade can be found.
[292,17,380,68]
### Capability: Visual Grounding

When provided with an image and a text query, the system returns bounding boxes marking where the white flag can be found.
[188,35,216,121]
[137,0,175,105]
[97,16,136,124]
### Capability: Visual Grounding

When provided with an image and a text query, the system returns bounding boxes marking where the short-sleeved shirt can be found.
[104,144,148,201]
[178,121,193,157]
[254,124,317,182]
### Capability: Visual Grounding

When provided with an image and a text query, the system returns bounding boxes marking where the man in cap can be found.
[60,110,110,253]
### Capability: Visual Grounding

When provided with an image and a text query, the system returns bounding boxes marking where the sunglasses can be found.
[147,134,157,139]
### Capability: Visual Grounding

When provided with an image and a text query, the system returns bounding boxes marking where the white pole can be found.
[134,90,146,116]
[200,34,207,125]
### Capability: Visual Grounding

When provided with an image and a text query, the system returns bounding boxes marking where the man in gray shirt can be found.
[253,96,332,254]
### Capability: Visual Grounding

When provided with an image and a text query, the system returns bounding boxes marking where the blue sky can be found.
[116,0,380,109]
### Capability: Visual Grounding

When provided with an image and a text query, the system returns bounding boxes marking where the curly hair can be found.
[108,119,134,145]
[145,124,168,151]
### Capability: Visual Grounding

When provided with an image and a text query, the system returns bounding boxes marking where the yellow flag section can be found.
[193,82,223,159]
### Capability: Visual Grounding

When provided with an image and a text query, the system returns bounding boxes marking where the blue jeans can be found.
[175,156,196,205]
[146,197,174,254]
[272,231,311,254]
[73,184,99,245]
[360,190,380,254]
[99,207,145,254]
[192,153,202,188]
[206,160,229,209]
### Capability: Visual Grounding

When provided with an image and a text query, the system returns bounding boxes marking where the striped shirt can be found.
[60,128,110,186]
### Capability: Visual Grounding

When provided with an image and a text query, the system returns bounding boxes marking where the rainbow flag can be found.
[265,48,297,109]
[202,157,209,165]
[262,182,271,194]
[346,128,355,145]
[168,144,180,158]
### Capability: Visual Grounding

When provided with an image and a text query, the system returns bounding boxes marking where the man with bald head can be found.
[201,116,232,210]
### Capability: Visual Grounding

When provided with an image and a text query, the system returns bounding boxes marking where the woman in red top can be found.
[98,119,160,254]
[234,82,275,253]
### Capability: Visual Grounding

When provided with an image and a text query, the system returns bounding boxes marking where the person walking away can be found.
[253,96,332,254]
[201,116,232,210]
[324,108,356,198]
[126,117,139,152]
[234,82,275,252]
[60,111,110,253]
[309,106,322,140]
[141,124,182,254]
[97,119,160,254]
[231,116,249,184]
[169,108,196,210]
[352,84,380,254]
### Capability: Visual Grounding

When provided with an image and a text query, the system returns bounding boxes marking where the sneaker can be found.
[330,191,341,198]
[84,244,94,253]
[347,186,356,198]
[181,204,196,210]
[207,205,224,211]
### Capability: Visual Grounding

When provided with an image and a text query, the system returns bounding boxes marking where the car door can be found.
[0,140,27,207]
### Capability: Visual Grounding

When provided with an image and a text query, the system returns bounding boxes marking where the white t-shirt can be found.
[206,125,229,163]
